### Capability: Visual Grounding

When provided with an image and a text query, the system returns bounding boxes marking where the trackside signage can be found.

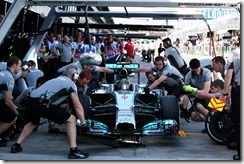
[30,1,238,8]
[178,3,226,7]
[202,9,238,20]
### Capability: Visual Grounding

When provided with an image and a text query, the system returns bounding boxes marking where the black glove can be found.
[16,112,24,123]
[177,78,185,85]
[114,69,120,74]
[78,122,90,133]
[128,70,134,74]
[144,87,150,95]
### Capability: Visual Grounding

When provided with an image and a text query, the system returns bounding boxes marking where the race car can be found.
[77,62,180,145]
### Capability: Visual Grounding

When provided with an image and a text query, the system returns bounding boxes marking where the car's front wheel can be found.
[160,95,180,131]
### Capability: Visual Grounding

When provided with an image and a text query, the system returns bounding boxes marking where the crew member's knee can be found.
[67,114,76,123]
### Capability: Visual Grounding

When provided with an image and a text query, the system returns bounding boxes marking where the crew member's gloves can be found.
[178,78,185,85]
[78,121,90,133]
[16,112,24,123]
[128,70,134,74]
[214,92,222,99]
[144,87,150,95]
[182,85,197,97]
[178,79,198,97]
[114,69,119,74]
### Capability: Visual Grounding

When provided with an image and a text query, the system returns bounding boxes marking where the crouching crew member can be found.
[10,65,90,159]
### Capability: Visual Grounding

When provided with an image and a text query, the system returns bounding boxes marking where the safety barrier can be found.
[179,45,236,57]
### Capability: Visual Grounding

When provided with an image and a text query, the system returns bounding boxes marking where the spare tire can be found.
[205,110,233,145]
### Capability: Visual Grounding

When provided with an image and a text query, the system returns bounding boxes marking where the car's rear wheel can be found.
[160,95,180,131]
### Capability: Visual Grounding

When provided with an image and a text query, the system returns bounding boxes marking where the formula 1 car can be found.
[77,62,180,145]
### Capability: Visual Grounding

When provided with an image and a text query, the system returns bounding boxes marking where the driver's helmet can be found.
[119,67,128,79]
[116,78,130,90]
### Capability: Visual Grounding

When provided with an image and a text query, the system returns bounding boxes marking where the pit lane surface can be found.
[0,117,235,160]
[0,53,236,160]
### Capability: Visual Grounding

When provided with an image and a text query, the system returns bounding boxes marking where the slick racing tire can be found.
[160,95,180,131]
[205,110,233,145]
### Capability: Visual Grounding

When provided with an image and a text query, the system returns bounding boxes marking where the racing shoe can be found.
[180,106,190,123]
[68,149,89,159]
[233,154,240,160]
[10,143,23,153]
[0,137,8,147]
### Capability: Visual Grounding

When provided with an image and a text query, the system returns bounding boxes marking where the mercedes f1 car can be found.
[77,62,180,145]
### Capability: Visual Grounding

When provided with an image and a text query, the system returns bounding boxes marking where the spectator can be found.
[116,38,124,55]
[69,35,76,50]
[157,43,165,56]
[105,34,117,60]
[141,41,149,62]
[54,35,74,68]
[73,37,83,62]
[148,40,156,62]
[38,37,52,78]
[47,33,60,78]
[37,37,48,71]
[124,38,135,58]
[81,36,96,55]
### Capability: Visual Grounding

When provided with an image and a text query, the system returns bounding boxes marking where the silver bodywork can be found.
[77,65,179,143]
